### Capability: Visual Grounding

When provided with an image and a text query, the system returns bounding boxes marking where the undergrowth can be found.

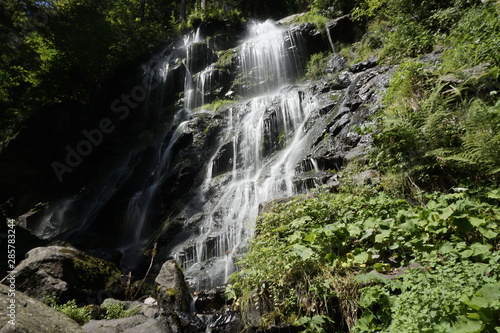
[305,52,332,80]
[44,294,141,325]
[228,188,500,332]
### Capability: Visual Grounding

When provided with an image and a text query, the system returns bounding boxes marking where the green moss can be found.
[196,98,235,112]
[214,49,237,70]
[165,288,179,297]
[289,11,328,31]
[71,254,121,292]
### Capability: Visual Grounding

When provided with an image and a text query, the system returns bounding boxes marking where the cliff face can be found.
[0,14,393,288]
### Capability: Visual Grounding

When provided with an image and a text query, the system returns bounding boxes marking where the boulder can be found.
[82,315,171,333]
[154,260,192,312]
[193,286,226,313]
[13,245,122,303]
[0,284,86,333]
[349,58,378,73]
[206,311,244,333]
[174,312,206,332]
[101,298,165,319]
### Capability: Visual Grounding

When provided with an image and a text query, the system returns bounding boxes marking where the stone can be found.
[82,315,171,333]
[0,284,86,333]
[206,311,244,332]
[154,260,192,312]
[13,245,121,303]
[352,170,380,185]
[349,58,378,73]
[101,298,165,319]
[193,286,226,313]
[144,297,158,306]
[185,42,218,75]
[175,312,206,333]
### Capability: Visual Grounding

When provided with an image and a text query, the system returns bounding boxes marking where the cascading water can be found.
[238,20,306,96]
[119,116,190,268]
[33,19,322,285]
[117,29,210,268]
[170,20,318,289]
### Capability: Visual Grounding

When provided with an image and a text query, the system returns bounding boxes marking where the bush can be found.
[44,295,92,325]
[356,256,500,332]
[442,3,500,70]
[305,52,331,80]
[102,302,141,320]
[290,11,328,31]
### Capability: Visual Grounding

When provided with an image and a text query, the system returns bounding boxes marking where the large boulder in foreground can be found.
[13,245,122,303]
[154,260,192,313]
[0,284,86,333]
[82,315,171,333]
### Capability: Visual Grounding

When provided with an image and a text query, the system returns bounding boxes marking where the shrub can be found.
[102,302,141,320]
[305,52,331,80]
[442,3,500,71]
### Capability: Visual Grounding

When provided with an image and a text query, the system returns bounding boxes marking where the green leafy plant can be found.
[44,295,92,325]
[228,187,500,331]
[290,11,328,31]
[102,302,141,320]
[43,293,141,325]
[197,98,235,112]
[305,52,331,80]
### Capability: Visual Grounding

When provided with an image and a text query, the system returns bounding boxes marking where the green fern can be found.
[449,99,500,174]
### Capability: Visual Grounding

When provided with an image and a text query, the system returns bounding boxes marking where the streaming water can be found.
[170,20,316,288]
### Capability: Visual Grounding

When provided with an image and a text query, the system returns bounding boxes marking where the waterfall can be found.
[170,20,315,289]
[118,27,212,268]
[119,118,190,268]
[238,20,306,96]
[33,19,319,286]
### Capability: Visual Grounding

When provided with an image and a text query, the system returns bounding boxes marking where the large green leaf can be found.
[291,244,314,260]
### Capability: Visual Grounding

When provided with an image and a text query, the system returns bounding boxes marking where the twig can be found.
[131,242,157,301]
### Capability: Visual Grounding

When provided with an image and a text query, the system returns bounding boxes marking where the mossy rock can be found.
[154,260,191,312]
[70,252,121,292]
[0,284,86,332]
[13,245,122,303]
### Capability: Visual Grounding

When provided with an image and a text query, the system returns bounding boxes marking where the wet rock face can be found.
[193,286,227,313]
[158,50,394,289]
[2,12,392,295]
[185,42,218,74]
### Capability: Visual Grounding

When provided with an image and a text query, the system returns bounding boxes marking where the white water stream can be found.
[170,21,317,288]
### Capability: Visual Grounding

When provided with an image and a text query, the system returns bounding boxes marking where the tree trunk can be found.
[139,0,146,21]
[180,0,186,21]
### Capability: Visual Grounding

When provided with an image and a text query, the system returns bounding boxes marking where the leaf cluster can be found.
[44,294,141,325]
